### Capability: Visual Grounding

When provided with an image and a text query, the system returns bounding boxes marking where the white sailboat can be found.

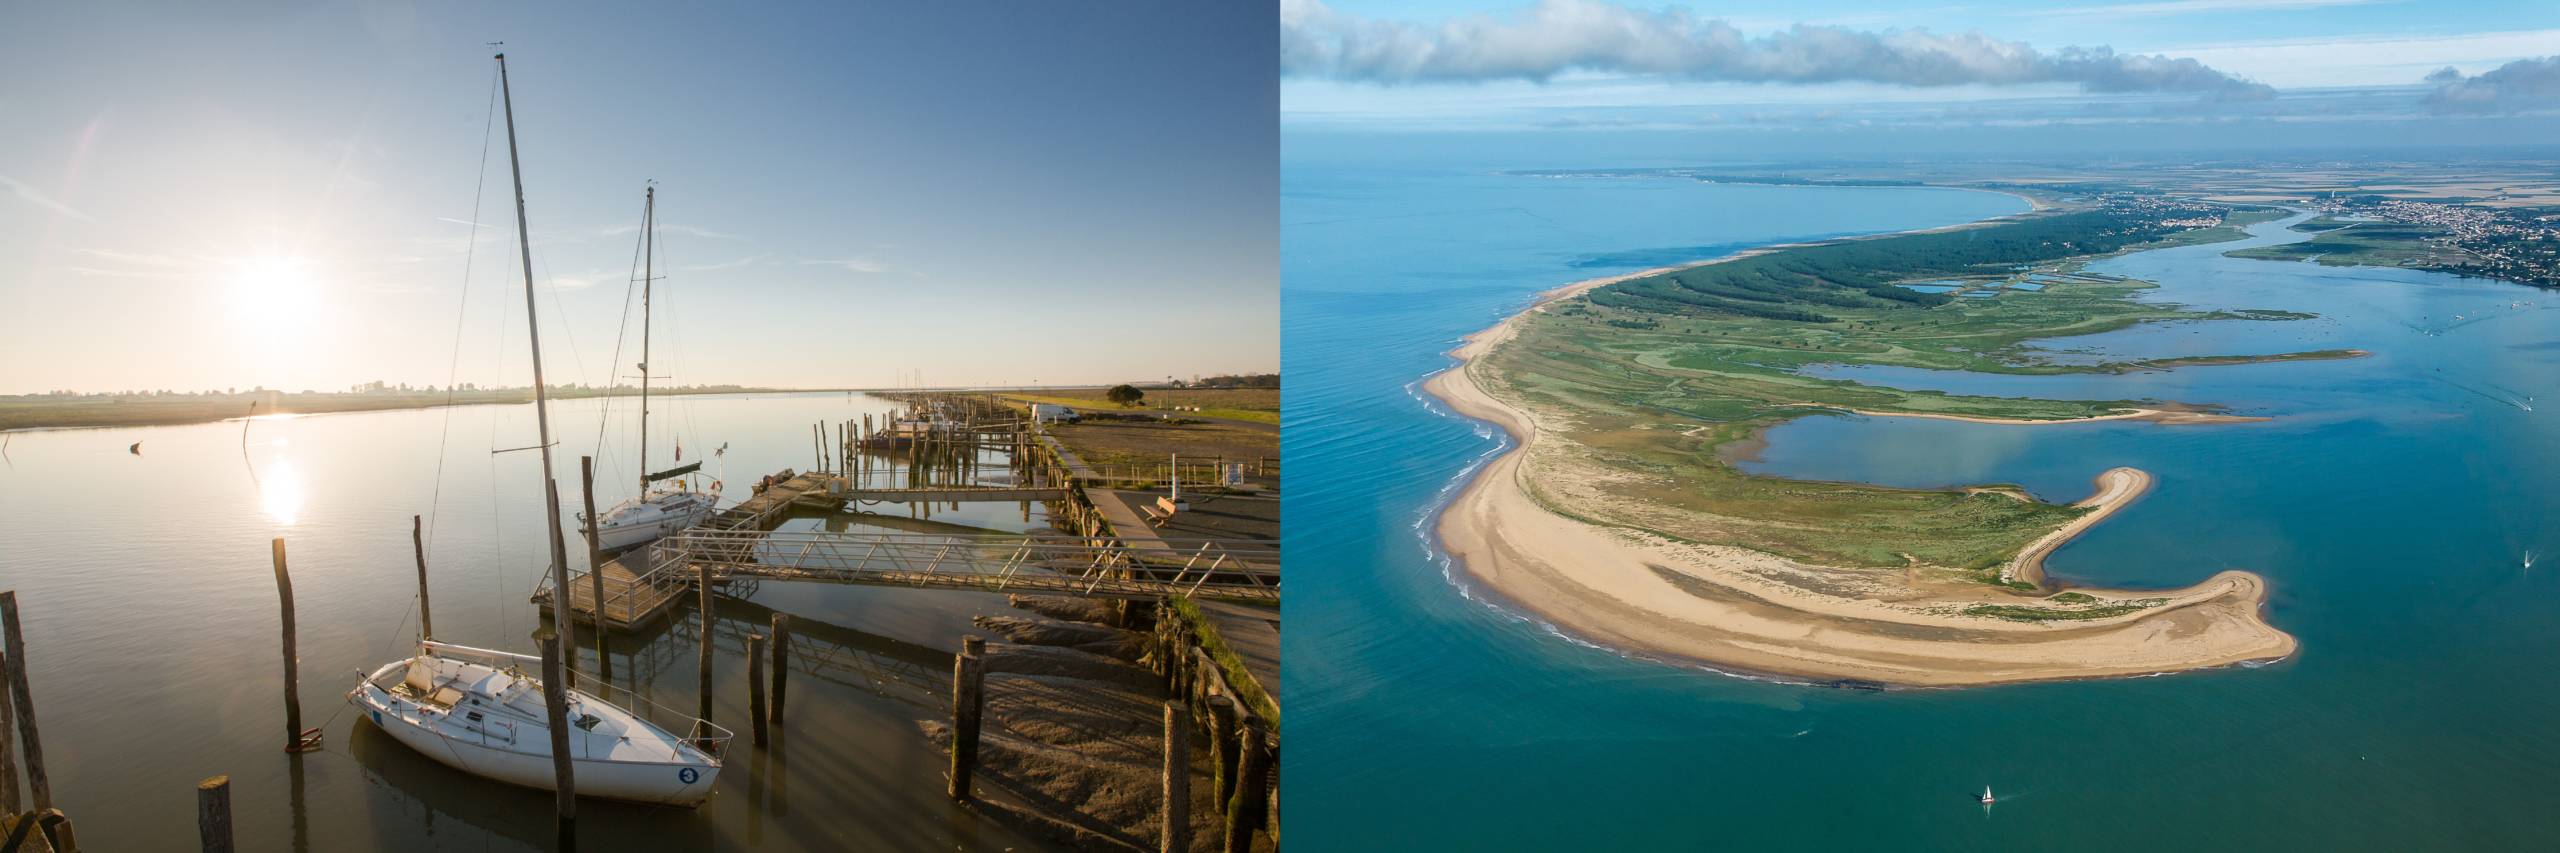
[350,643,728,806]
[1981,786,1996,805]
[583,184,721,553]
[349,53,729,808]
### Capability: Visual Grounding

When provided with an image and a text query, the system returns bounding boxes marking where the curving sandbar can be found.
[1425,270,2299,688]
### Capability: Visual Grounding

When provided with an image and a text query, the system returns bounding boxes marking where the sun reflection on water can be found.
[260,458,305,526]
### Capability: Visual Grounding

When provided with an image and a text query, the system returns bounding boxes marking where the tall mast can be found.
[639,185,653,491]
[497,53,578,672]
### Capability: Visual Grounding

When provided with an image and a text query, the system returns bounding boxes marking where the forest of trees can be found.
[1588,206,2194,322]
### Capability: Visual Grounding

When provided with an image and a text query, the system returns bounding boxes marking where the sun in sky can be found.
[225,253,326,331]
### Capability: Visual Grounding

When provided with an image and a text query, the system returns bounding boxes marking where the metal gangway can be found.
[663,528,1279,602]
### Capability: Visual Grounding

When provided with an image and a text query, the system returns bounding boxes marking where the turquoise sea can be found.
[1282,156,2560,850]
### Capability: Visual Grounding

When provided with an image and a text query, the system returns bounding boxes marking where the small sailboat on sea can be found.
[583,184,721,553]
[348,53,729,808]
[1981,786,1996,805]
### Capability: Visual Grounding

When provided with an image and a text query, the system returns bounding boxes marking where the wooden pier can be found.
[538,393,1281,632]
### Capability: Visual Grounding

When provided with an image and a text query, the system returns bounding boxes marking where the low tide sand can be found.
[1423,259,2299,687]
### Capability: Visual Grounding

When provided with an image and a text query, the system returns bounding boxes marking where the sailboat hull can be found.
[348,654,723,807]
[357,698,719,805]
[585,492,719,553]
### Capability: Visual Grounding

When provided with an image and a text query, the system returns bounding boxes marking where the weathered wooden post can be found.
[1208,695,1237,813]
[197,776,234,853]
[1,591,50,811]
[411,515,433,641]
[768,613,792,727]
[538,630,578,847]
[579,456,610,682]
[746,634,769,749]
[272,539,318,752]
[0,639,16,814]
[1223,721,1271,853]
[948,635,986,800]
[697,560,714,726]
[1162,702,1190,853]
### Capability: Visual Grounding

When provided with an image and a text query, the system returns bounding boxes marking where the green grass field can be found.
[998,387,1278,424]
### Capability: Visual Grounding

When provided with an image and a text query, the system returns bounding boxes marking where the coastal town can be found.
[2313,194,2560,285]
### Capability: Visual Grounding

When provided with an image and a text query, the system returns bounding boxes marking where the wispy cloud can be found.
[435,217,493,229]
[547,269,617,291]
[681,254,767,273]
[600,223,738,240]
[1280,0,2272,97]
[803,257,889,274]
[69,247,194,268]
[2026,0,2387,19]
[0,174,95,222]
[2426,55,2560,113]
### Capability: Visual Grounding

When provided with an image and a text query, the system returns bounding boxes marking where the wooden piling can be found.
[271,539,316,753]
[1162,703,1190,853]
[697,560,714,725]
[1208,695,1237,813]
[411,515,432,641]
[196,776,233,853]
[1,591,50,811]
[948,635,986,800]
[747,634,769,749]
[579,457,610,682]
[0,632,16,814]
[538,631,578,844]
[1223,721,1271,853]
[768,613,791,727]
[541,476,578,690]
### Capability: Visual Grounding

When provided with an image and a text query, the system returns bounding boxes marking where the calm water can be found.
[1283,162,2560,850]
[0,392,1061,850]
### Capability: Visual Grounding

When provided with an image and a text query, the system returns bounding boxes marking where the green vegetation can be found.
[1106,384,1146,407]
[2224,221,2472,269]
[999,387,1279,425]
[1477,200,2329,573]
[2135,349,2365,369]
[1167,597,1279,724]
[1590,206,2215,321]
[1964,600,2162,622]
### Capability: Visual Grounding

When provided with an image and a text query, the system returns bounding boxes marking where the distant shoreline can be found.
[0,387,802,433]
[0,383,1274,433]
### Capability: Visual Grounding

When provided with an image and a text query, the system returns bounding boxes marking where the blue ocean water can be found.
[1282,163,2560,850]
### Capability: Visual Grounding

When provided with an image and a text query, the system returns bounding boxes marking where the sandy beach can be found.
[1423,260,2299,687]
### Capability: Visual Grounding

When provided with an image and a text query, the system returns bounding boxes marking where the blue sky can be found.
[0,1,1276,394]
[1283,0,2560,140]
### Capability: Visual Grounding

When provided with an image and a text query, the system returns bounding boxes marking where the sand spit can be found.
[1424,268,2299,688]
[1830,406,2270,426]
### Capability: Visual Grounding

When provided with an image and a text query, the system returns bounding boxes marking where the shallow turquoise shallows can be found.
[1282,160,2560,851]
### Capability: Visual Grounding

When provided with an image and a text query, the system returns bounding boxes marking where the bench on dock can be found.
[1145,495,1189,527]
